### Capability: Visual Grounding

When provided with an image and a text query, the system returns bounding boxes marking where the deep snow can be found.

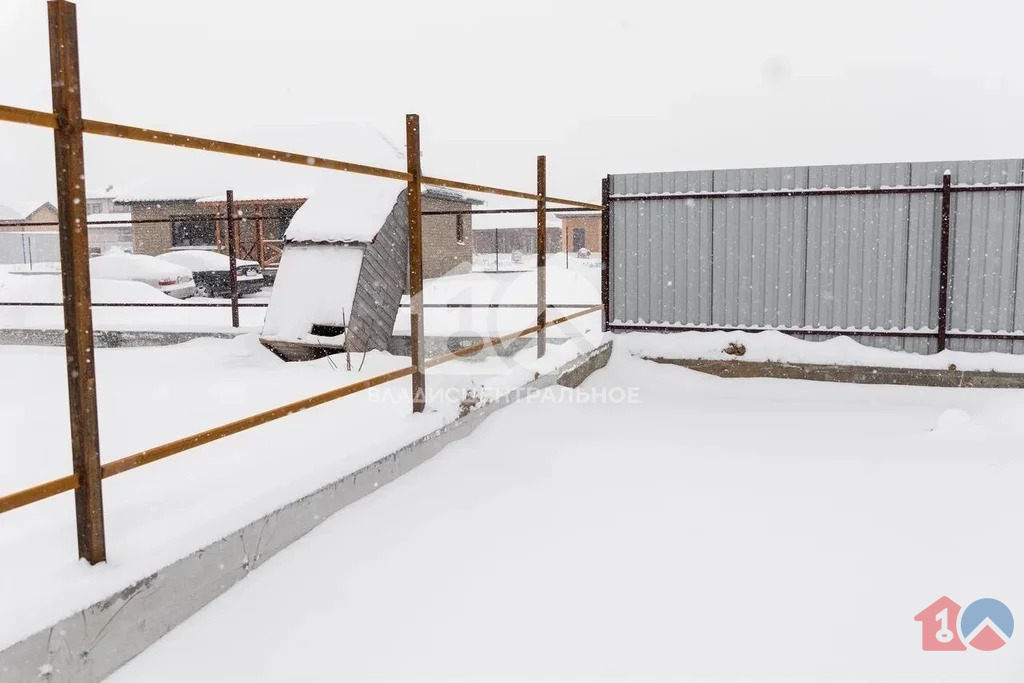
[106,344,1024,682]
[0,326,600,652]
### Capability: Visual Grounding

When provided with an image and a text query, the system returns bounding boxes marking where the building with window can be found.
[114,195,305,271]
[555,211,602,253]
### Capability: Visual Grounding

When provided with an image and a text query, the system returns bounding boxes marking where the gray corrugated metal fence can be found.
[608,159,1024,354]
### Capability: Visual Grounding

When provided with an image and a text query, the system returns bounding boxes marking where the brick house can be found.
[556,212,602,253]
[115,196,304,270]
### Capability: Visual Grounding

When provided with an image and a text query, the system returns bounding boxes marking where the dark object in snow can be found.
[948,363,958,372]
[458,389,482,418]
[724,341,747,356]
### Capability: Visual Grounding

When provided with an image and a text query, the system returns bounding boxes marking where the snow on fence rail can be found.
[0,0,603,566]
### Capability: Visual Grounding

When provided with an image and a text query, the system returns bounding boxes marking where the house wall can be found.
[122,201,204,256]
[422,197,473,278]
[560,214,602,252]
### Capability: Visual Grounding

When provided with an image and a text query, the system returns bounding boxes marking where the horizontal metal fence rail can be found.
[607,323,1024,341]
[0,304,603,515]
[1,0,604,564]
[609,183,1024,202]
[0,301,595,309]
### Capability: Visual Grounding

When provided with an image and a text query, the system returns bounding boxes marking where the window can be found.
[455,214,466,244]
[171,215,217,247]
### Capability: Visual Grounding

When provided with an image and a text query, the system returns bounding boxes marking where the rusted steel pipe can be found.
[406,114,426,413]
[0,475,79,515]
[537,155,547,358]
[49,0,106,564]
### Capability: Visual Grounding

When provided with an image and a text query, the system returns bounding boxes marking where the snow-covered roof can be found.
[88,212,133,228]
[0,202,52,221]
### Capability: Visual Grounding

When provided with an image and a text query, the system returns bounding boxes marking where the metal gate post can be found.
[601,175,611,332]
[537,155,547,358]
[937,171,952,352]
[406,114,426,413]
[48,0,106,564]
[226,189,240,327]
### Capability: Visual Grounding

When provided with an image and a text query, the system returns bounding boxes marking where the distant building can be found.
[87,213,134,255]
[0,202,58,230]
[472,212,564,254]
[86,187,120,216]
[114,195,307,270]
[556,212,602,253]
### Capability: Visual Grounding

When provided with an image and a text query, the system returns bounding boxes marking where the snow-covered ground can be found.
[107,343,1024,682]
[0,326,600,652]
[395,260,601,338]
[0,271,267,332]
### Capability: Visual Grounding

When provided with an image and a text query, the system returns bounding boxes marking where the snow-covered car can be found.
[88,252,196,298]
[510,249,524,264]
[577,247,592,259]
[157,250,264,298]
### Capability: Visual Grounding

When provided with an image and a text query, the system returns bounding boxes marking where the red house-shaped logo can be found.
[915,596,967,651]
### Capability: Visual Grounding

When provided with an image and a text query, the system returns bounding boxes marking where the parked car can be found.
[577,247,592,259]
[88,252,196,298]
[157,250,264,298]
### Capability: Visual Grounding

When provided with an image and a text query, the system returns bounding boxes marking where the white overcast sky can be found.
[2,0,1024,205]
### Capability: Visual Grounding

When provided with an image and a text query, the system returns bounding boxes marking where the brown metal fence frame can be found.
[0,0,603,564]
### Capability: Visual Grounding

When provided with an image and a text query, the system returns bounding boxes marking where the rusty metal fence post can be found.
[48,0,106,564]
[537,155,547,358]
[406,114,426,413]
[937,170,952,352]
[601,175,611,332]
[225,189,240,328]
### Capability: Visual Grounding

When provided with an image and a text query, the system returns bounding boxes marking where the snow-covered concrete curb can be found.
[617,330,1024,373]
[0,341,612,683]
[0,328,250,348]
[645,357,1024,388]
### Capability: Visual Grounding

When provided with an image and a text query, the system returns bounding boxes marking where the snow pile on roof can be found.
[87,212,133,229]
[285,174,404,243]
[261,245,365,342]
[616,329,1024,373]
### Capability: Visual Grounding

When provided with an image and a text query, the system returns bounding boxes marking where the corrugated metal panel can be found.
[610,158,1024,355]
[348,191,408,352]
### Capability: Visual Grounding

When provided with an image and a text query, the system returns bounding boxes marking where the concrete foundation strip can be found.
[642,356,1024,389]
[0,341,612,683]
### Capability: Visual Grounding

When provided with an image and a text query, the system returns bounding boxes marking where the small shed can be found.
[259,177,480,361]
